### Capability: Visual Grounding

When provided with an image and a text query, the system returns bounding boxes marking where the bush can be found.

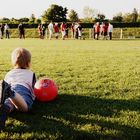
[7,22,140,29]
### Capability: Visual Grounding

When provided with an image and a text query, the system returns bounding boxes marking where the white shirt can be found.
[48,22,54,31]
[108,24,113,32]
[4,68,35,99]
[5,24,9,30]
[100,24,104,32]
[74,24,79,30]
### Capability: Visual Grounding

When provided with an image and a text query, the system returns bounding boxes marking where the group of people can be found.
[0,23,25,39]
[71,22,82,39]
[0,22,114,130]
[18,23,25,39]
[0,22,113,40]
[37,24,46,39]
[0,23,10,39]
[47,21,82,40]
[93,22,113,40]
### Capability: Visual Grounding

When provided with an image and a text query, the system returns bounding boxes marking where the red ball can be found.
[34,78,58,102]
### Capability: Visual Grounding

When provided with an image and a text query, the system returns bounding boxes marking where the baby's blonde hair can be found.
[11,48,31,69]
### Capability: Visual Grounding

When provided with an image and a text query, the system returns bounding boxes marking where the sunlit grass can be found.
[0,39,140,139]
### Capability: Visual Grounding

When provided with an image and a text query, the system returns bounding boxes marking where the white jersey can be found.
[4,68,35,99]
[5,24,9,30]
[108,24,113,32]
[48,23,54,31]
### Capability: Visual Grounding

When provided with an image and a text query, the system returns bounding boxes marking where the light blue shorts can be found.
[11,84,34,110]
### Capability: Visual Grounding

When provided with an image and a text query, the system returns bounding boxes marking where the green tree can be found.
[123,13,132,22]
[29,14,36,23]
[68,10,79,22]
[0,17,10,23]
[10,18,19,24]
[35,18,42,24]
[95,13,106,22]
[80,18,94,23]
[122,9,138,22]
[112,12,123,22]
[19,17,29,23]
[42,4,68,22]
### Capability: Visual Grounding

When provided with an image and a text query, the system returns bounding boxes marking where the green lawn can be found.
[0,39,140,139]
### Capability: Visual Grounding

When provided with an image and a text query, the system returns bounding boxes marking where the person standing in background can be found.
[93,23,96,39]
[74,22,79,39]
[65,23,69,38]
[18,23,25,39]
[5,24,10,39]
[108,23,113,40]
[78,22,82,39]
[103,22,109,40]
[0,24,1,39]
[70,23,75,39]
[38,24,43,39]
[42,24,46,39]
[60,22,66,40]
[54,23,59,39]
[48,21,54,40]
[0,23,5,39]
[100,22,105,39]
[95,22,100,40]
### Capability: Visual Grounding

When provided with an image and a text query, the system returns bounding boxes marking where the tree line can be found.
[0,4,140,24]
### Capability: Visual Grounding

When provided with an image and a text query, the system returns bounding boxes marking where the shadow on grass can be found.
[4,94,140,139]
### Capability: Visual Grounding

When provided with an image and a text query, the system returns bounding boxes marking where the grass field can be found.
[0,39,140,139]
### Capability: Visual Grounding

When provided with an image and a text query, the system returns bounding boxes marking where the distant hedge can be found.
[6,22,140,29]
[111,22,140,28]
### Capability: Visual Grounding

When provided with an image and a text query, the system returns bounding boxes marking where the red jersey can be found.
[103,25,108,33]
[61,23,66,31]
[54,25,59,33]
[71,25,74,32]
[95,24,100,33]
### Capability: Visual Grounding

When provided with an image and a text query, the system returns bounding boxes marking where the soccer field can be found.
[0,39,140,139]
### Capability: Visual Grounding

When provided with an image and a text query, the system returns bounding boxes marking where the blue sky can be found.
[0,0,139,19]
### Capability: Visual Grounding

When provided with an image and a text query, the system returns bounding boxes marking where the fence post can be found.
[89,29,92,39]
[120,28,123,39]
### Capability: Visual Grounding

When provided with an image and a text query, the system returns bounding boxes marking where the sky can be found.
[0,0,140,19]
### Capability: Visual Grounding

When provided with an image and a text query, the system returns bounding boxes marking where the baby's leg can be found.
[10,93,28,112]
